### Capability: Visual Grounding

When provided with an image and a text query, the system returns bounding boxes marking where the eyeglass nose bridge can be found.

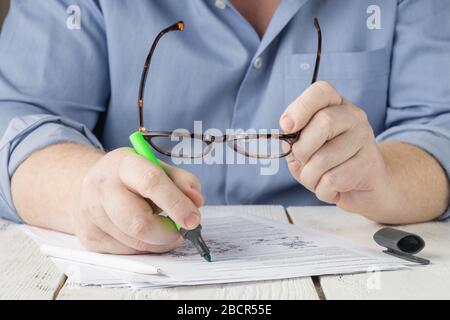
[202,134,236,143]
[203,134,257,156]
[202,135,236,153]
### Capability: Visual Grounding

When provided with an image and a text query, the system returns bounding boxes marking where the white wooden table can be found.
[1,205,449,300]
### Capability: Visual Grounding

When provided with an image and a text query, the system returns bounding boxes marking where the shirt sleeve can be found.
[0,0,109,223]
[376,0,450,220]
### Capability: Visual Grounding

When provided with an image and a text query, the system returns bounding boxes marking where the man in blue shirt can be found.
[0,0,449,254]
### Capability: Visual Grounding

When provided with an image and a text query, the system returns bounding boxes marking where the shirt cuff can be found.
[377,124,450,221]
[0,115,103,223]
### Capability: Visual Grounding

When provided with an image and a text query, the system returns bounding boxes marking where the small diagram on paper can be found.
[167,239,244,259]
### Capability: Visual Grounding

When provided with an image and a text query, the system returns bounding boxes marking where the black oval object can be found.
[398,235,425,254]
[373,227,425,254]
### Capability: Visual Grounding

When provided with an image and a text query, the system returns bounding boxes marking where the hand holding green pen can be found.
[130,131,212,262]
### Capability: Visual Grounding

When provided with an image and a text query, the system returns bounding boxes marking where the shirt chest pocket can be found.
[284,48,390,111]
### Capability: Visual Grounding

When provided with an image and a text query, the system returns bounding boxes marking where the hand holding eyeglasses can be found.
[280,80,389,219]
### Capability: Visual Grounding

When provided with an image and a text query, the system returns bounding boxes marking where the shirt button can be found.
[253,57,263,69]
[214,0,226,10]
[300,63,310,70]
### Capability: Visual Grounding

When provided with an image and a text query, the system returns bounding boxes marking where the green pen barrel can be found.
[129,131,180,230]
[129,131,163,170]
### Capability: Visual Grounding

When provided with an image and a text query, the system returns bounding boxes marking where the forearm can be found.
[374,142,450,224]
[11,143,104,233]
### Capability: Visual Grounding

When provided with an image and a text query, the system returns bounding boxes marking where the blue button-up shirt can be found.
[1,0,449,223]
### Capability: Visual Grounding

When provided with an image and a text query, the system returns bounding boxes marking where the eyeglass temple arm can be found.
[289,18,321,141]
[311,17,321,84]
[137,21,184,131]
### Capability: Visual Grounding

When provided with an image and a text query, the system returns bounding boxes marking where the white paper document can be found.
[21,211,415,288]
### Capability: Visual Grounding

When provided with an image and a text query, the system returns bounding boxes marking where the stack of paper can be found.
[21,211,415,288]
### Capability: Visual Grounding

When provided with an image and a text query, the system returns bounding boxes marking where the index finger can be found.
[118,153,201,230]
[280,81,343,133]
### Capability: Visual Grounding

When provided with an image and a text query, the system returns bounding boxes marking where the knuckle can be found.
[119,152,133,168]
[366,122,375,138]
[362,125,374,141]
[315,81,342,104]
[315,80,334,95]
[312,153,330,172]
[356,122,374,142]
[141,168,163,192]
[294,148,312,168]
[132,239,152,252]
[287,157,302,178]
[355,107,369,123]
[292,146,307,165]
[127,218,149,238]
[322,172,339,190]
[298,168,314,191]
[316,112,333,137]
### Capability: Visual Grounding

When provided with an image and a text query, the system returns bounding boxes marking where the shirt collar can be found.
[255,0,310,58]
[204,0,310,57]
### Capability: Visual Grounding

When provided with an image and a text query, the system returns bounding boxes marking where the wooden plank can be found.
[57,206,318,300]
[287,206,450,300]
[0,219,66,300]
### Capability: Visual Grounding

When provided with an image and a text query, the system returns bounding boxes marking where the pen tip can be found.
[203,253,212,262]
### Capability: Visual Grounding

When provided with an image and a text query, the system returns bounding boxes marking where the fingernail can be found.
[184,213,200,229]
[281,114,295,132]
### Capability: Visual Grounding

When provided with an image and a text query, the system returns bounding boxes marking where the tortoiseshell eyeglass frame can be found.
[137,18,322,159]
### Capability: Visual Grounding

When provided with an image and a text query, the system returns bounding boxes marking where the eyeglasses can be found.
[136,18,322,159]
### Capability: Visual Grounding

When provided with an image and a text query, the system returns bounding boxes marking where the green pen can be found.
[129,131,212,262]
